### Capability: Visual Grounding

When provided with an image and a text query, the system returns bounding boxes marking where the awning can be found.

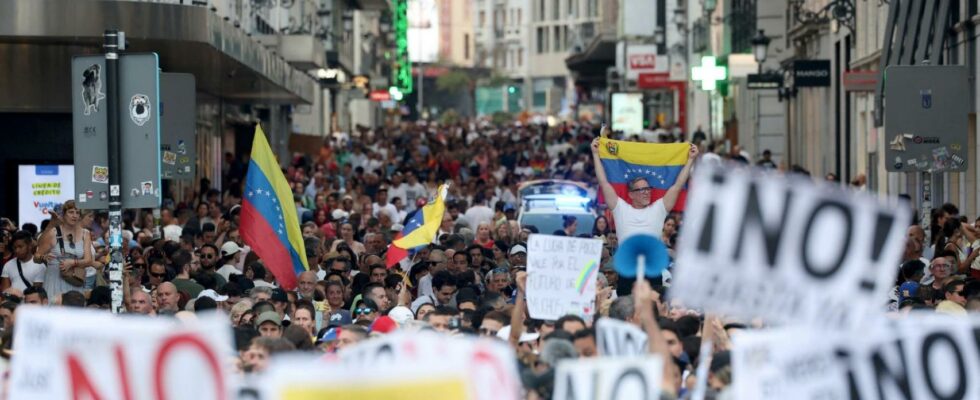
[565,34,617,83]
[0,0,317,113]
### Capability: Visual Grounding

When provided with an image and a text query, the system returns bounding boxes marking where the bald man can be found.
[155,282,180,313]
[128,290,154,315]
[297,271,317,300]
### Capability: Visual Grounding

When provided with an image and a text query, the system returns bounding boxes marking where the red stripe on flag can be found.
[385,232,407,268]
[240,200,299,290]
[609,183,687,212]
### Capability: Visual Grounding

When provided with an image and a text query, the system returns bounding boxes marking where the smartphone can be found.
[449,316,461,330]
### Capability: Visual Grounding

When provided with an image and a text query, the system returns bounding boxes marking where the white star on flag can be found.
[248,191,254,197]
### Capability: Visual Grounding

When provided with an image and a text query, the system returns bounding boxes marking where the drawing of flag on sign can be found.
[597,138,690,211]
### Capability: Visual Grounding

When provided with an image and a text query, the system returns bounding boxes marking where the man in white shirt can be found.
[387,172,409,207]
[372,188,399,221]
[1,231,44,291]
[216,241,243,281]
[591,137,697,243]
[402,171,428,213]
[463,193,495,229]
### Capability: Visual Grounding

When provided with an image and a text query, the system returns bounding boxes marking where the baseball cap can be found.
[220,241,241,257]
[370,316,398,334]
[197,289,229,302]
[316,327,340,344]
[497,325,539,343]
[388,306,414,325]
[331,209,350,221]
[255,311,282,327]
[898,282,920,302]
[271,288,288,303]
[509,244,527,256]
[327,310,353,328]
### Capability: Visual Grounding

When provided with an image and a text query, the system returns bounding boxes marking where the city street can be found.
[0,0,978,399]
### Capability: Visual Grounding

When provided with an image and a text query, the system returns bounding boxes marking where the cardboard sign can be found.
[526,234,603,320]
[261,331,521,400]
[9,307,235,400]
[596,317,649,357]
[553,356,664,400]
[732,314,980,400]
[673,163,909,330]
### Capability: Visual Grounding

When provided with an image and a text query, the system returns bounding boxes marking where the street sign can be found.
[885,65,969,172]
[160,73,196,181]
[747,73,783,89]
[691,56,726,91]
[71,54,161,209]
[793,60,831,87]
[71,56,110,209]
[843,70,879,92]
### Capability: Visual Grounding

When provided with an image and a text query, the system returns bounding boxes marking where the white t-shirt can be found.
[612,198,668,243]
[2,258,45,291]
[216,264,241,281]
[464,205,495,228]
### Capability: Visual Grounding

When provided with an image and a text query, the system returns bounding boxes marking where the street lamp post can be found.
[751,30,771,73]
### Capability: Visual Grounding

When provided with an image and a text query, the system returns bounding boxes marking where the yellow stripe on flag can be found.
[282,379,468,400]
[597,138,689,166]
[250,124,309,271]
[392,184,447,249]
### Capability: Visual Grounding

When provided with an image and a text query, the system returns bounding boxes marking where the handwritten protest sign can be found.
[732,314,980,400]
[673,163,909,330]
[9,307,234,400]
[596,317,648,356]
[553,356,663,400]
[526,234,603,320]
[261,331,521,400]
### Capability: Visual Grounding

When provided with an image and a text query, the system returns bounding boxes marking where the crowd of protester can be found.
[0,120,977,399]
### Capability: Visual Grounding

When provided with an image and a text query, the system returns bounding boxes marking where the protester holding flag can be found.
[591,132,698,242]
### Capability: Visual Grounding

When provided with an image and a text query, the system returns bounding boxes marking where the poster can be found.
[9,307,235,400]
[526,234,603,321]
[611,93,644,135]
[672,163,910,330]
[260,331,521,400]
[553,356,663,400]
[407,0,439,63]
[732,314,980,400]
[596,317,649,357]
[18,165,75,227]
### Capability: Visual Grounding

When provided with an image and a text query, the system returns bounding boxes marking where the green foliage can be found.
[436,70,472,93]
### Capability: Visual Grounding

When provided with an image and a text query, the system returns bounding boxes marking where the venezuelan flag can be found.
[385,184,448,268]
[241,125,309,289]
[598,138,690,211]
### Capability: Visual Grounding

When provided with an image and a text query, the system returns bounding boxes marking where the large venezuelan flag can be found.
[597,138,690,211]
[241,125,309,290]
[385,184,448,268]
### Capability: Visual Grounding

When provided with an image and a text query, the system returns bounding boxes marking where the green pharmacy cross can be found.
[692,56,727,91]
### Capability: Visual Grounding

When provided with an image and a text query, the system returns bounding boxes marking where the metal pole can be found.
[105,30,124,314]
[418,62,424,119]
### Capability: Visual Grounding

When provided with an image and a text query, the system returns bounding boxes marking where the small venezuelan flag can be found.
[241,125,309,290]
[597,138,690,211]
[385,184,449,268]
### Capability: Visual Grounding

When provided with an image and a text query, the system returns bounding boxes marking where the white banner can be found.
[596,317,648,357]
[260,331,521,400]
[526,234,603,321]
[732,314,980,400]
[18,165,75,228]
[9,307,235,400]
[673,163,910,330]
[554,356,664,400]
[610,93,644,135]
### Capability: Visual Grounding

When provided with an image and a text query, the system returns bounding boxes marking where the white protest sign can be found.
[9,307,235,400]
[732,314,980,400]
[673,163,910,330]
[18,165,75,227]
[553,356,664,400]
[260,331,521,400]
[526,234,603,320]
[596,317,649,356]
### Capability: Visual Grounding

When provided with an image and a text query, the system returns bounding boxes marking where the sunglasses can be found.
[150,271,166,278]
[132,263,146,269]
[354,307,375,316]
[629,187,653,193]
[201,254,215,259]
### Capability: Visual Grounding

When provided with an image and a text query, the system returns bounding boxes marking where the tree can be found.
[436,70,472,94]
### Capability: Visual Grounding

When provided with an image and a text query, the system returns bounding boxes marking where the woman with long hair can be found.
[592,216,611,238]
[35,200,93,295]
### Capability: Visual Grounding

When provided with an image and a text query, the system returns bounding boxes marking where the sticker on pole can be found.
[672,162,910,330]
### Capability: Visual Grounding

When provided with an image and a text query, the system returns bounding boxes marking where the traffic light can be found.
[508,85,517,94]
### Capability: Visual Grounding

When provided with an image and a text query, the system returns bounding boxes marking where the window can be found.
[587,0,597,17]
[537,27,545,53]
[553,0,560,19]
[568,0,576,17]
[539,0,545,21]
[518,48,523,66]
[464,33,470,60]
[518,9,522,25]
[553,26,561,51]
[479,11,485,27]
